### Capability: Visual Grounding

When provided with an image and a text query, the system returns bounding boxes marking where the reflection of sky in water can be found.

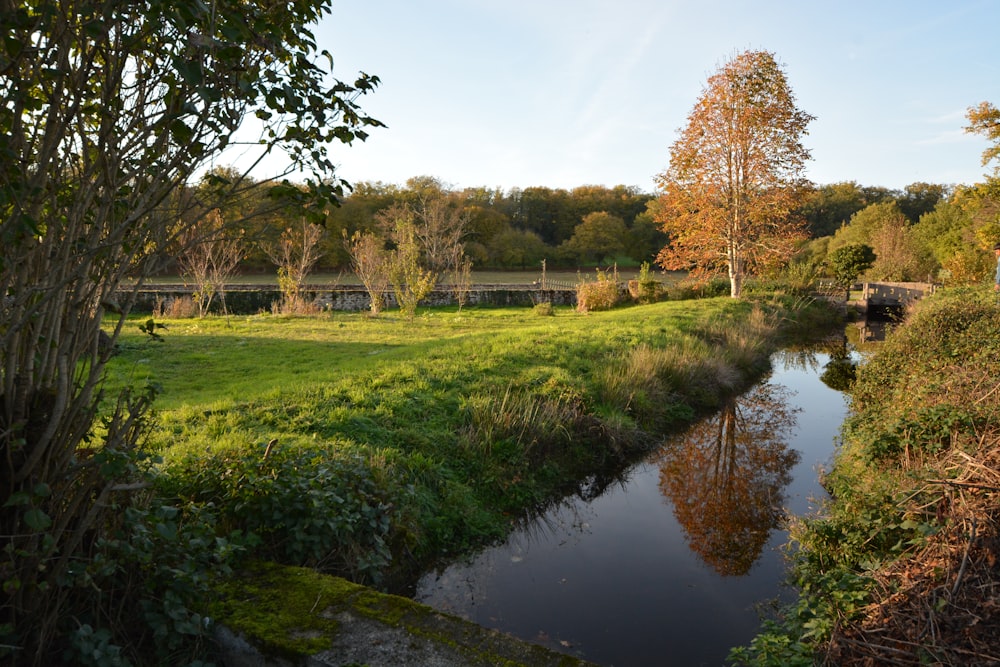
[414,349,852,667]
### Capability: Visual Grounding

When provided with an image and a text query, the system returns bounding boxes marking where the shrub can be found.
[270,294,323,315]
[158,442,411,585]
[576,268,621,312]
[668,276,730,300]
[533,301,554,316]
[627,261,666,304]
[1,477,248,666]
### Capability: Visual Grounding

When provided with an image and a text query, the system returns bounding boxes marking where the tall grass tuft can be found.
[596,339,738,432]
[700,304,777,375]
[153,295,198,318]
[462,385,579,461]
[596,306,779,432]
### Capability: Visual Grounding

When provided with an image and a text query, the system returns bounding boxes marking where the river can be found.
[412,342,856,666]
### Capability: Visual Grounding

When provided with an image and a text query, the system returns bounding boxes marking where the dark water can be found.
[413,347,853,666]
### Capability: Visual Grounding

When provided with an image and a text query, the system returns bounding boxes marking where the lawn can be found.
[105,296,831,585]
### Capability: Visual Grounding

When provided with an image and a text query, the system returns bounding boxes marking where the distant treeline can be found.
[173,169,996,285]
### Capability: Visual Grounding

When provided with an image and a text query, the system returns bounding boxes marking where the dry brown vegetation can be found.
[828,441,1000,666]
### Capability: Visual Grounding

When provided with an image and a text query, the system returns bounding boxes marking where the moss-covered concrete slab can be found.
[210,562,598,667]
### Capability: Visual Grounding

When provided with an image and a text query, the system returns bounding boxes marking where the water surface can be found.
[414,348,852,666]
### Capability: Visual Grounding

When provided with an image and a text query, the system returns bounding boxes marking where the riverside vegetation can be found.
[732,286,1000,666]
[83,291,839,664]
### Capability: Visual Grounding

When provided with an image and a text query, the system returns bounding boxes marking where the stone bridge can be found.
[852,281,937,311]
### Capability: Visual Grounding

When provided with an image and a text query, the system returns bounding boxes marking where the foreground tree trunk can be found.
[0,1,381,662]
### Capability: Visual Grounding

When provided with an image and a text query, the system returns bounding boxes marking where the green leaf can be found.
[3,492,30,508]
[172,57,203,86]
[170,118,193,144]
[155,521,177,542]
[23,508,52,531]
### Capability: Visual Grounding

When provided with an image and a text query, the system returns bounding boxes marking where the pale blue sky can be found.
[299,0,999,193]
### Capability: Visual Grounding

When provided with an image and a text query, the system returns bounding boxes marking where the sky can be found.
[265,0,1000,194]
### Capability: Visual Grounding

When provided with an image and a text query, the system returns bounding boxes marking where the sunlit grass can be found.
[106,296,829,577]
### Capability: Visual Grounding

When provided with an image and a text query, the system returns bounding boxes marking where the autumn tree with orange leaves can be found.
[966,101,1000,179]
[655,50,814,298]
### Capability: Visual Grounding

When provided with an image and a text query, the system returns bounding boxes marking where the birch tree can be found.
[655,50,814,297]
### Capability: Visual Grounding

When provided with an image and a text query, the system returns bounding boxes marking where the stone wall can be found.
[124,285,578,315]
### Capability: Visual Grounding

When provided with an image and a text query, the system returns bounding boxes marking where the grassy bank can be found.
[106,296,837,589]
[733,287,1000,666]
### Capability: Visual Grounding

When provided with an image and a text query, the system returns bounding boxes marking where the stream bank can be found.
[408,338,855,665]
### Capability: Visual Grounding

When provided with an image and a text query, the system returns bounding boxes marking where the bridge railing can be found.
[855,281,936,306]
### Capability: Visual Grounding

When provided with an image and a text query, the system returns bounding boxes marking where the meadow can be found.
[106,295,837,586]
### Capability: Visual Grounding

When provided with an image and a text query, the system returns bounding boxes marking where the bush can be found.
[576,268,621,312]
[845,287,1000,461]
[1,483,248,666]
[533,301,554,316]
[626,262,666,304]
[158,442,411,585]
[668,276,730,300]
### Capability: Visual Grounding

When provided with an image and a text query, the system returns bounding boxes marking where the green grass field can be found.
[105,296,832,584]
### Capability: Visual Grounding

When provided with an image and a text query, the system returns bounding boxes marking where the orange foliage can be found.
[655,382,800,576]
[655,50,813,297]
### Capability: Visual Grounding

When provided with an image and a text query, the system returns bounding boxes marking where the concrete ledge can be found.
[210,562,597,667]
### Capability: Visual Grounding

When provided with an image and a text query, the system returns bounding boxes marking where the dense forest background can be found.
[181,170,999,285]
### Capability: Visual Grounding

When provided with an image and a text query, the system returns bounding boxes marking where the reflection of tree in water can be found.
[819,346,858,391]
[656,382,800,576]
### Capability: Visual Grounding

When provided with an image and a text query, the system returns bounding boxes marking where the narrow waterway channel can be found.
[412,342,857,666]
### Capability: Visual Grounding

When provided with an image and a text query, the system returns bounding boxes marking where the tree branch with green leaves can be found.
[0,0,381,662]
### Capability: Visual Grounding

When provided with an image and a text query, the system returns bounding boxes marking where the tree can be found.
[377,204,437,319]
[912,199,972,268]
[799,181,890,238]
[561,211,627,264]
[869,220,931,281]
[344,230,390,315]
[897,182,948,223]
[0,1,380,662]
[966,101,1000,178]
[654,50,814,298]
[827,243,876,288]
[830,201,935,281]
[412,195,469,274]
[624,203,670,264]
[175,209,245,317]
[488,227,549,269]
[263,219,327,312]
